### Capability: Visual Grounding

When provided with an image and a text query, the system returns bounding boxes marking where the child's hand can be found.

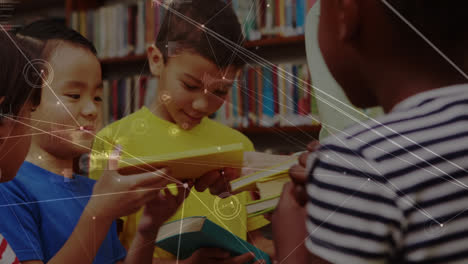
[289,140,320,206]
[194,167,238,196]
[182,248,266,264]
[88,147,172,222]
[137,182,193,238]
[272,182,309,264]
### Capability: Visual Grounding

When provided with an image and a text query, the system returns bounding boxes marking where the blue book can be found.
[296,0,305,34]
[262,67,275,117]
[292,65,299,114]
[156,216,271,264]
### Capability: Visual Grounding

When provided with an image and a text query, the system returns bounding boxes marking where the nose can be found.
[81,98,98,120]
[192,94,210,113]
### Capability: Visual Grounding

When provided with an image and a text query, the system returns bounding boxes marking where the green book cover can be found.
[155,216,271,264]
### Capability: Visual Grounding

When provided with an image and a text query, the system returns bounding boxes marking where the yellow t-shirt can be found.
[89,107,269,258]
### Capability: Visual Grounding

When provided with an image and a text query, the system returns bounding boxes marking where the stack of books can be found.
[102,76,158,125]
[231,158,297,217]
[213,63,320,128]
[233,0,318,40]
[70,1,166,59]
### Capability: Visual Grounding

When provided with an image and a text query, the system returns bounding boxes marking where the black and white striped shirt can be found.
[306,85,468,264]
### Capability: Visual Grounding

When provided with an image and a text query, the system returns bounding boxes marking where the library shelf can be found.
[99,36,305,66]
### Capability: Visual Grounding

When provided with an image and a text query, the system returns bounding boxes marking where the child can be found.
[0,28,43,264]
[274,0,468,263]
[0,20,189,264]
[90,0,273,263]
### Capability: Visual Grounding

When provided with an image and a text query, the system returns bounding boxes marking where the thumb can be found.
[107,145,122,170]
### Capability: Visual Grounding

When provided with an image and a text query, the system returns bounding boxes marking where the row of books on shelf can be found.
[234,0,317,40]
[70,0,317,59]
[212,63,319,128]
[70,0,165,59]
[101,63,319,128]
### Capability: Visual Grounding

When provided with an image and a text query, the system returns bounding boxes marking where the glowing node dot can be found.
[38,155,42,160]
[201,24,205,28]
[140,123,145,128]
[182,123,189,130]
[204,89,208,94]
[79,126,84,131]
[40,69,44,73]
[117,178,121,182]
[56,101,60,105]
[92,216,96,220]
[222,76,226,80]
[440,224,444,227]
[267,4,270,7]
[367,178,371,181]
[217,146,222,151]
[183,183,189,189]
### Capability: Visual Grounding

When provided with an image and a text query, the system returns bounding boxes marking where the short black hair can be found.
[15,19,97,59]
[0,30,43,121]
[385,0,468,59]
[156,0,245,69]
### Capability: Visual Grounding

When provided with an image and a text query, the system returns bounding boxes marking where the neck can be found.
[368,65,466,113]
[26,142,74,178]
[149,98,172,122]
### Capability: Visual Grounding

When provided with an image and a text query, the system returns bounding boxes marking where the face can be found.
[30,43,102,160]
[151,50,238,130]
[0,102,34,182]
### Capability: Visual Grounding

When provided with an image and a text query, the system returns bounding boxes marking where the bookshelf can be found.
[14,0,321,153]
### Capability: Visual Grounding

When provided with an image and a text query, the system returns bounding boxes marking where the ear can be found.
[0,97,8,147]
[337,0,360,41]
[147,44,165,77]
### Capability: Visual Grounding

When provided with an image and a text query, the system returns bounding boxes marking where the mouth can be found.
[78,125,96,134]
[182,111,203,123]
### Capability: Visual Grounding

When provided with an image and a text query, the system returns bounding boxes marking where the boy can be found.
[0,28,43,264]
[0,20,188,264]
[90,0,271,263]
[274,0,468,263]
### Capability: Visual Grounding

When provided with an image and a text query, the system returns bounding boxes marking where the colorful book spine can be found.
[214,63,319,128]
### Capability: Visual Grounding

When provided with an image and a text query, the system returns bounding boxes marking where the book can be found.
[118,143,245,180]
[156,216,271,263]
[246,195,281,217]
[256,175,290,199]
[231,158,297,192]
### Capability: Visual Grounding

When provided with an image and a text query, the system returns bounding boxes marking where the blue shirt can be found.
[0,161,126,263]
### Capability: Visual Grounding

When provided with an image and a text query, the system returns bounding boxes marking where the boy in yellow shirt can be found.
[90,0,271,263]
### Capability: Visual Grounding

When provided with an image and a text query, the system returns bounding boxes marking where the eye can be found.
[214,90,229,97]
[65,94,80,100]
[95,96,103,102]
[183,82,198,91]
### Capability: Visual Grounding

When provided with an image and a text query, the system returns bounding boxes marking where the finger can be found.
[223,252,255,264]
[210,177,229,196]
[289,164,307,185]
[298,152,309,167]
[294,185,308,207]
[195,170,220,192]
[107,145,122,170]
[223,167,240,181]
[307,140,320,152]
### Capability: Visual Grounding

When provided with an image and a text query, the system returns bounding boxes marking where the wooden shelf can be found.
[237,124,321,135]
[244,35,305,49]
[100,36,305,66]
[15,0,65,12]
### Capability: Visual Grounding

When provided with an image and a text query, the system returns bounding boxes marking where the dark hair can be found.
[156,0,245,69]
[15,19,97,59]
[0,30,43,121]
[385,1,468,59]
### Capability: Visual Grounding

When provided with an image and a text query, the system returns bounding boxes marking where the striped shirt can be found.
[0,234,19,264]
[306,84,468,264]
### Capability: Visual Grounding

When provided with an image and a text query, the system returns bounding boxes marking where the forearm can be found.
[46,205,113,264]
[124,231,159,264]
